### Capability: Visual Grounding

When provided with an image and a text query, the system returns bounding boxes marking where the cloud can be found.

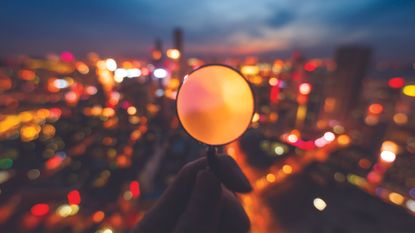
[0,0,414,60]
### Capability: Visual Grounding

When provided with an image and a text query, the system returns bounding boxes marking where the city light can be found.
[92,211,105,223]
[241,65,259,76]
[105,58,117,71]
[56,204,79,217]
[323,132,335,142]
[368,103,383,114]
[266,173,276,183]
[31,203,50,217]
[381,141,399,154]
[268,77,278,86]
[298,83,312,95]
[127,68,141,78]
[393,113,408,125]
[127,106,137,115]
[114,68,128,82]
[97,227,114,233]
[406,200,415,213]
[166,49,181,59]
[403,85,415,97]
[388,77,405,89]
[287,134,298,143]
[388,192,405,205]
[76,61,90,74]
[337,134,351,146]
[313,198,327,211]
[314,138,327,148]
[274,145,285,155]
[130,181,141,198]
[153,68,168,78]
[53,79,69,89]
[282,164,293,174]
[380,150,396,163]
[60,51,74,62]
[27,169,40,180]
[67,189,81,205]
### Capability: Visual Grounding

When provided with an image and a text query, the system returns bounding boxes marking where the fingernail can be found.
[216,155,252,193]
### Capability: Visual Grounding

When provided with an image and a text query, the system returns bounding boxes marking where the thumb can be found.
[174,169,222,233]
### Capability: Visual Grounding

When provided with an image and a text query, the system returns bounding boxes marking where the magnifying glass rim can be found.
[176,63,255,146]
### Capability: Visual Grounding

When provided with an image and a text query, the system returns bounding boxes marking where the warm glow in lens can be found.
[177,65,254,145]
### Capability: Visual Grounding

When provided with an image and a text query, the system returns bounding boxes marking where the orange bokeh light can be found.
[368,103,383,114]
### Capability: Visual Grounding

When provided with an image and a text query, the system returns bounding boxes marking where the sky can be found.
[0,0,414,61]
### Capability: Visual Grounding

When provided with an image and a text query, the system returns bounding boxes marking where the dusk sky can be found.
[1,0,414,61]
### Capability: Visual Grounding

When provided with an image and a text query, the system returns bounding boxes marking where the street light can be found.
[153,68,168,79]
[166,49,181,60]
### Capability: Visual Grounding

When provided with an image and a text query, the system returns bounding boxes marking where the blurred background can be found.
[1,0,415,232]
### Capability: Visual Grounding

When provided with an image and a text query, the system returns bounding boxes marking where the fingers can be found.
[173,169,222,233]
[135,157,208,233]
[215,155,252,193]
[217,188,250,233]
[135,152,252,233]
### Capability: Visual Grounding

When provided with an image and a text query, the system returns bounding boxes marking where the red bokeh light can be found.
[304,62,317,72]
[92,211,105,223]
[46,155,64,170]
[388,77,405,89]
[60,51,75,63]
[129,181,141,198]
[270,85,279,103]
[67,190,81,205]
[30,203,49,217]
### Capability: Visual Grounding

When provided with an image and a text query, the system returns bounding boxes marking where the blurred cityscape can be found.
[1,24,415,233]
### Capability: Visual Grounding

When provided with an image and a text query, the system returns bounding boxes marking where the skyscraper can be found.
[173,27,185,78]
[151,39,163,64]
[319,46,371,126]
[173,27,183,53]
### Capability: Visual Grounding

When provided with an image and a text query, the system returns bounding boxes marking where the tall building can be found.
[173,27,185,78]
[151,39,163,64]
[173,27,183,53]
[319,46,371,126]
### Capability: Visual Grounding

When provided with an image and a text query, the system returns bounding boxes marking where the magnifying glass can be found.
[176,64,254,190]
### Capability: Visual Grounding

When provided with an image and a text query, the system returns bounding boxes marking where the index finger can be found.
[135,157,208,233]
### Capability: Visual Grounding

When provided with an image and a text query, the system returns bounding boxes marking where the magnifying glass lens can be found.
[177,65,254,145]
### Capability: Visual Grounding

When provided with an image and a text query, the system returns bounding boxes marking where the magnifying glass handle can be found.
[207,146,219,174]
[206,146,252,193]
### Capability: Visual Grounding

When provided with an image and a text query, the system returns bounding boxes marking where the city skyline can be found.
[1,0,415,61]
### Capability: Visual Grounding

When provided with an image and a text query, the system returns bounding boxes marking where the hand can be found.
[133,155,252,233]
